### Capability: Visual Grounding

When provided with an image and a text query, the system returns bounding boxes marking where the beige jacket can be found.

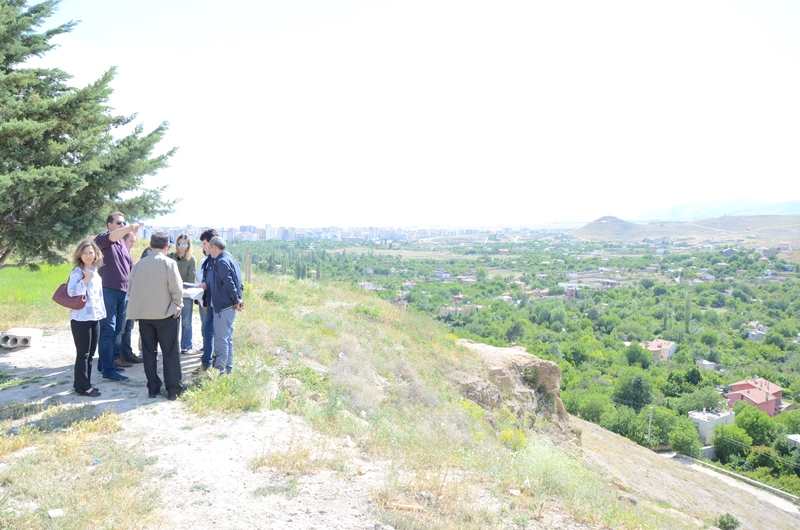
[127,251,183,320]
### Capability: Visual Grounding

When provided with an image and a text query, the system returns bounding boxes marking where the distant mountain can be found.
[570,216,644,240]
[633,199,800,221]
[570,214,800,242]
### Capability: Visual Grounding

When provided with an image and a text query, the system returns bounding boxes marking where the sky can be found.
[27,0,800,228]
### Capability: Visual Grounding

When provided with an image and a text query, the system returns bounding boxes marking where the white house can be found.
[688,410,734,445]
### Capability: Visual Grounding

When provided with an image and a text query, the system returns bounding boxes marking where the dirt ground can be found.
[0,324,391,530]
[2,327,800,529]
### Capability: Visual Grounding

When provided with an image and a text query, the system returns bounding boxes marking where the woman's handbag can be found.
[52,282,87,310]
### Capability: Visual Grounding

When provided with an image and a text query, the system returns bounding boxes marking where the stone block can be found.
[0,328,43,348]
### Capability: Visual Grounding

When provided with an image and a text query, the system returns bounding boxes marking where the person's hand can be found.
[130,223,142,233]
[235,301,244,311]
[199,282,207,290]
[83,270,94,284]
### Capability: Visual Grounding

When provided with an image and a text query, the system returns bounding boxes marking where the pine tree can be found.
[0,0,175,267]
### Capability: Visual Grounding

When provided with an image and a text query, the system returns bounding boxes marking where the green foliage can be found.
[733,405,773,447]
[612,367,653,411]
[715,513,740,530]
[699,330,718,349]
[673,386,721,415]
[625,343,651,368]
[669,420,701,458]
[0,0,175,267]
[262,289,288,303]
[354,304,380,320]
[713,424,752,464]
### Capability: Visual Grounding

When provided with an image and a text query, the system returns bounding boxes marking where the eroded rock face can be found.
[456,340,568,424]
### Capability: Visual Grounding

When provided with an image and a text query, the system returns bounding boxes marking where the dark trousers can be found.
[71,319,99,393]
[114,318,135,359]
[139,317,182,396]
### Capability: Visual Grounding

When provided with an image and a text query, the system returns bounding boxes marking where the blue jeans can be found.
[99,288,127,377]
[212,306,236,373]
[201,303,215,368]
[114,318,135,359]
[180,299,193,351]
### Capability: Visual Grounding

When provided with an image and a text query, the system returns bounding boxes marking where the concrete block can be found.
[0,328,43,348]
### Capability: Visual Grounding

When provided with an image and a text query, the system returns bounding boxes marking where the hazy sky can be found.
[29,0,800,228]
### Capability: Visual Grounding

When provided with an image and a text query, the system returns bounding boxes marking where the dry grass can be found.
[0,409,162,529]
[238,275,677,529]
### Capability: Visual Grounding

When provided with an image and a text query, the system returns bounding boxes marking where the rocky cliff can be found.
[454,340,568,428]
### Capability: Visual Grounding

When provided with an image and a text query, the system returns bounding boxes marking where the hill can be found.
[1,275,799,528]
[570,214,800,246]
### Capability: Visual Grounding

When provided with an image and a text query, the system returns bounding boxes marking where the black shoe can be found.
[126,356,144,364]
[102,372,129,382]
[148,393,159,398]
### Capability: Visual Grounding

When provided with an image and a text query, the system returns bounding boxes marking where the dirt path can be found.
[0,328,390,529]
[685,461,799,515]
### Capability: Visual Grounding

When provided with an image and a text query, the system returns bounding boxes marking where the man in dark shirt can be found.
[203,236,243,373]
[197,229,219,371]
[95,212,141,381]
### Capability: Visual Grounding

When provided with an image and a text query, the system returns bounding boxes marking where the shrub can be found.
[716,513,740,530]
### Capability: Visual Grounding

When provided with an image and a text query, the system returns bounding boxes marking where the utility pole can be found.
[647,406,654,449]
[245,247,252,283]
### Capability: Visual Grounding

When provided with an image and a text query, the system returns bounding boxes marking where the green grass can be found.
[0,374,43,391]
[181,342,275,415]
[0,263,74,329]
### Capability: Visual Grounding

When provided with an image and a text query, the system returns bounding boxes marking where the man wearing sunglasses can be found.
[95,212,142,382]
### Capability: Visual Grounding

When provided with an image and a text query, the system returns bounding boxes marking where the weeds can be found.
[182,343,274,415]
[0,375,43,391]
[253,478,299,497]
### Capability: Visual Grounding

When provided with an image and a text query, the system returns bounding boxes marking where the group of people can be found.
[66,212,244,399]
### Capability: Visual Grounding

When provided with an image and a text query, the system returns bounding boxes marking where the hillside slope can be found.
[576,417,799,529]
[1,276,799,528]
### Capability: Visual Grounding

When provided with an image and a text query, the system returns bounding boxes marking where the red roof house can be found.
[724,377,783,417]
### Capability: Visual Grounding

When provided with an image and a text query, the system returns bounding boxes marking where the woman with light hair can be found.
[67,238,106,397]
[168,234,197,353]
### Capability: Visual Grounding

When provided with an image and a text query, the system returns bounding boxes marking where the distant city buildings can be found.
[138,223,496,243]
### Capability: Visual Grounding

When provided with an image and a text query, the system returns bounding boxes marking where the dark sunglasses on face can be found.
[114,220,126,226]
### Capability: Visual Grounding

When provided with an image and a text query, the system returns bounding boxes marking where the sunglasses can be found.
[178,243,189,248]
[114,220,126,226]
